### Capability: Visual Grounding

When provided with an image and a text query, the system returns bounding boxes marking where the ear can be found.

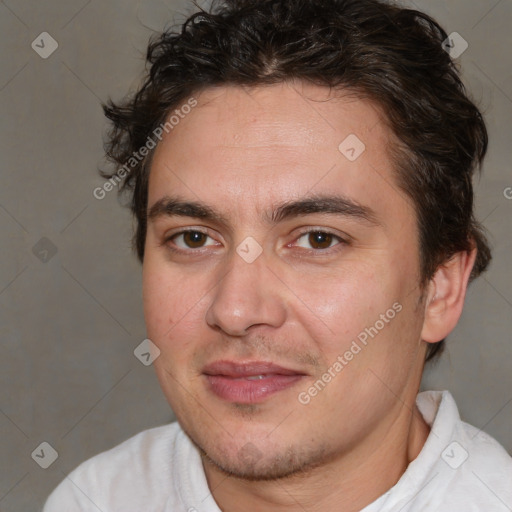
[421,247,477,343]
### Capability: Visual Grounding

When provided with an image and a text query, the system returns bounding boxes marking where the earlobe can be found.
[421,247,477,344]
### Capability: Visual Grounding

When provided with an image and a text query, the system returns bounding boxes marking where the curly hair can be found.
[102,0,491,362]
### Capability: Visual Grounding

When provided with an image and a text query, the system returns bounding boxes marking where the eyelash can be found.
[162,228,348,256]
[163,229,218,254]
[292,230,348,254]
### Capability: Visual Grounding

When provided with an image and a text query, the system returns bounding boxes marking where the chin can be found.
[193,434,331,481]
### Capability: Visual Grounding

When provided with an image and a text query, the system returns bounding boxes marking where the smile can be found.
[202,361,307,403]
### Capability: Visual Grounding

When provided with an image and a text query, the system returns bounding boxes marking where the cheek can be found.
[142,263,173,337]
[288,264,389,356]
[298,255,420,379]
[142,257,206,346]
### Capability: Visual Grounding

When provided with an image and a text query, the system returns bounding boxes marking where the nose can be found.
[205,249,287,336]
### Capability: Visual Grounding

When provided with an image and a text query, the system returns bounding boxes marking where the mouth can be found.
[202,360,307,404]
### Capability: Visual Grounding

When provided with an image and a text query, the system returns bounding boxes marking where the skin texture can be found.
[142,81,476,512]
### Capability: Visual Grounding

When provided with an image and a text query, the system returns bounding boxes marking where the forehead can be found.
[162,82,389,157]
[148,81,411,227]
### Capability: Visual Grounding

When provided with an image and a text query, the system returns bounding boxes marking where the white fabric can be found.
[43,390,512,511]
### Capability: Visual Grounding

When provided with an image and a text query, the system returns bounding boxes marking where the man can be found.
[44,0,512,510]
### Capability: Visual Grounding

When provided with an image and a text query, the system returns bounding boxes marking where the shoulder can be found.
[453,417,512,492]
[434,390,512,477]
[418,390,512,509]
[43,422,183,511]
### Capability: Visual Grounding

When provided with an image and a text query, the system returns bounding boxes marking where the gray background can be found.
[0,0,511,510]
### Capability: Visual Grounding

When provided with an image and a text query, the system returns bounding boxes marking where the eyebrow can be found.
[147,194,381,227]
[270,194,380,226]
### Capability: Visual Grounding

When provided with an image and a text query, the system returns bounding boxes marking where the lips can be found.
[203,360,306,403]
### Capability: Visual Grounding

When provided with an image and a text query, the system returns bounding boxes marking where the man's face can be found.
[143,82,428,479]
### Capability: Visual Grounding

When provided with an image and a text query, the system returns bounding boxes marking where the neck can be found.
[202,400,430,512]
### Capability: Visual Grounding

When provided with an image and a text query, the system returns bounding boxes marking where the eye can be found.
[168,230,218,250]
[294,230,345,251]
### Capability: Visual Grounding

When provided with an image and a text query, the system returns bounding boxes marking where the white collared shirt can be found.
[43,390,512,511]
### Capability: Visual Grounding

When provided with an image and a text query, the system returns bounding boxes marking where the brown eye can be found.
[293,230,345,251]
[308,232,334,249]
[183,231,207,248]
[171,230,212,249]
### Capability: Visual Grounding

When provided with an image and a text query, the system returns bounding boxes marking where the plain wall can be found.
[0,0,511,510]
